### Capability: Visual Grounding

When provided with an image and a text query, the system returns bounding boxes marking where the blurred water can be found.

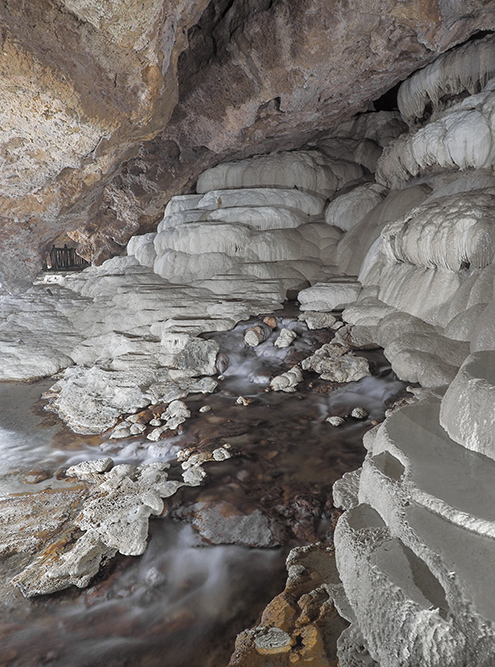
[0,311,409,666]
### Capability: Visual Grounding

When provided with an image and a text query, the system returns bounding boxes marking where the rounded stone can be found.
[351,407,369,419]
[326,416,345,426]
[254,627,292,655]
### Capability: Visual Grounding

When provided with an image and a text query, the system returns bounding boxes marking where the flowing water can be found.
[0,308,408,666]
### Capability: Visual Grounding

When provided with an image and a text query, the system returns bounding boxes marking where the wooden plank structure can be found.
[43,244,90,272]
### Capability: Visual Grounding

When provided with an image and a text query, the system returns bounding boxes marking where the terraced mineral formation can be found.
[1,0,495,291]
[4,18,495,664]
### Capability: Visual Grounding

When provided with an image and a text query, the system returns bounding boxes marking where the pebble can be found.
[149,418,162,427]
[177,448,194,462]
[326,416,345,426]
[212,447,232,461]
[244,324,269,347]
[216,352,230,374]
[199,405,211,413]
[130,423,146,434]
[351,407,368,419]
[331,321,345,330]
[254,628,292,655]
[236,396,251,406]
[263,316,277,329]
[182,465,206,486]
[110,425,131,439]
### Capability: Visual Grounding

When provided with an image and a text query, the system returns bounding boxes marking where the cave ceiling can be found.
[1,0,495,292]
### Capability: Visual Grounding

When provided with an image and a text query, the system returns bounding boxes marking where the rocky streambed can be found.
[0,307,408,666]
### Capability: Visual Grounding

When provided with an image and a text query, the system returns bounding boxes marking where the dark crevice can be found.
[372,81,401,112]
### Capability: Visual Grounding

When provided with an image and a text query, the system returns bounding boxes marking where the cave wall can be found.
[2,0,495,291]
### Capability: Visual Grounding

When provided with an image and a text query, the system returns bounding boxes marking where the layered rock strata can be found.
[318,36,495,666]
[2,1,495,291]
[227,34,495,665]
[4,30,495,661]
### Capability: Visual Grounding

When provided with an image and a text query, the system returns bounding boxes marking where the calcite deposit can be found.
[3,10,495,664]
[1,0,495,291]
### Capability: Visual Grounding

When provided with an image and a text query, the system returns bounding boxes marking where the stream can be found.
[0,308,408,666]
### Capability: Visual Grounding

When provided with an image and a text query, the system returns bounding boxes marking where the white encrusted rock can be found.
[299,311,337,329]
[196,149,363,197]
[302,344,371,383]
[327,416,346,426]
[325,182,388,232]
[298,281,361,312]
[195,187,326,216]
[270,366,303,393]
[274,328,297,348]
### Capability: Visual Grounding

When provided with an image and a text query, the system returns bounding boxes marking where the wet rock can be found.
[274,328,298,348]
[299,311,337,330]
[199,405,211,413]
[254,627,292,655]
[263,316,278,329]
[351,407,368,420]
[216,352,230,374]
[191,501,280,547]
[182,465,207,486]
[236,396,251,406]
[176,448,194,462]
[147,399,191,440]
[302,344,371,383]
[126,409,154,424]
[327,416,345,427]
[149,418,162,426]
[181,452,214,469]
[13,458,210,597]
[130,423,146,435]
[147,425,168,442]
[244,325,270,347]
[212,446,232,461]
[270,366,303,393]
[109,424,132,439]
[66,458,114,479]
[229,543,347,667]
[162,400,191,430]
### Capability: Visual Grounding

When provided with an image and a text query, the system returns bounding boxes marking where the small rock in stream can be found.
[270,366,303,393]
[274,328,297,348]
[199,405,211,413]
[182,465,207,486]
[216,352,230,374]
[326,416,345,427]
[263,316,277,329]
[236,396,251,406]
[213,446,232,461]
[351,406,368,419]
[299,311,337,330]
[109,424,131,439]
[244,325,270,347]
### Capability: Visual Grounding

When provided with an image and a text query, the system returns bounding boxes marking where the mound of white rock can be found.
[333,353,495,666]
